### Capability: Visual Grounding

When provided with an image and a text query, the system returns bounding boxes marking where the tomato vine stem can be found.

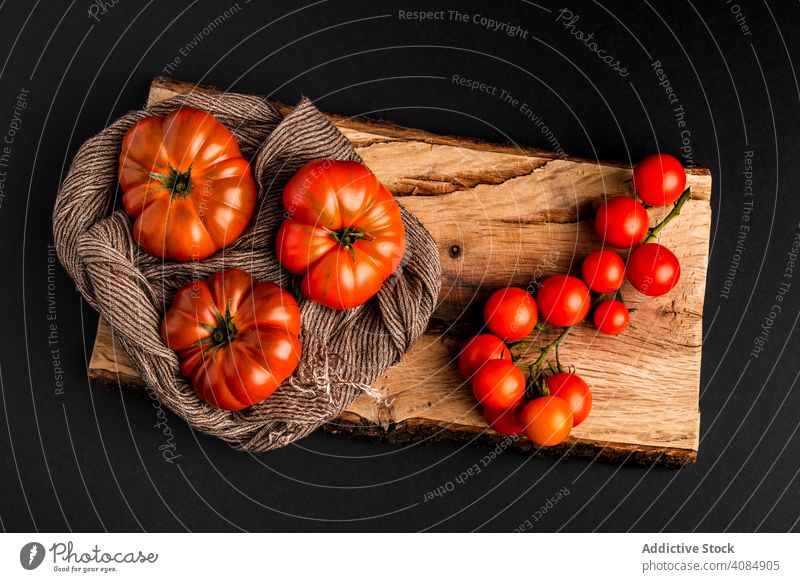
[643,187,691,244]
[507,187,691,398]
[530,326,571,371]
[512,325,572,380]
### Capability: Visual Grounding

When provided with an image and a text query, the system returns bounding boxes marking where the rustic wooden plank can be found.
[87,77,711,466]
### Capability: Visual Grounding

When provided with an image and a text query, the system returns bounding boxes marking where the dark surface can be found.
[0,0,798,532]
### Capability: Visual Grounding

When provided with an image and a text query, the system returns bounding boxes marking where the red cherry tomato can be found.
[594,196,650,248]
[545,373,592,427]
[536,275,591,328]
[483,287,538,341]
[593,300,630,335]
[627,243,681,296]
[483,400,526,435]
[519,396,573,446]
[471,359,526,409]
[581,250,625,293]
[633,153,687,206]
[458,334,511,380]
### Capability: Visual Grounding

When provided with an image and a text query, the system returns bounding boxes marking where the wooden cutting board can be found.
[87,77,711,467]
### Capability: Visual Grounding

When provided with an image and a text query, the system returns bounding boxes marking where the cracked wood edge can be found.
[148,76,711,189]
[87,77,711,467]
[325,412,696,469]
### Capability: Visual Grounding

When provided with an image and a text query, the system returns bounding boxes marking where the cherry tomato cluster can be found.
[589,153,689,332]
[458,153,690,447]
[459,285,591,447]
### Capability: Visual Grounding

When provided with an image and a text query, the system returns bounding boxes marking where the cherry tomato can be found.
[471,359,526,409]
[483,400,526,435]
[627,243,681,296]
[483,287,538,341]
[633,153,686,206]
[594,196,650,248]
[593,300,630,335]
[519,396,573,446]
[536,275,591,327]
[581,250,625,293]
[458,334,511,380]
[545,373,592,427]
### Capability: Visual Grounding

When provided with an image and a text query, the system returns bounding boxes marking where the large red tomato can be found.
[161,269,302,411]
[276,160,407,310]
[119,107,257,261]
[536,275,591,327]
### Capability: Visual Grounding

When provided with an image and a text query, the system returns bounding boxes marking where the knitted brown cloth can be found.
[52,90,441,451]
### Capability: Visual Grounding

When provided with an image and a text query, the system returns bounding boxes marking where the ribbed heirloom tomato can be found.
[276,160,407,310]
[119,108,257,261]
[161,269,302,411]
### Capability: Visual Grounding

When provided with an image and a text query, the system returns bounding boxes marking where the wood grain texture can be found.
[87,77,711,467]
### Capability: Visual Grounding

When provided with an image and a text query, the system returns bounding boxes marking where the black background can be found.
[1,0,798,532]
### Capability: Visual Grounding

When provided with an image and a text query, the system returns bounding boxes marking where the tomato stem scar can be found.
[323,226,375,262]
[196,300,237,351]
[149,162,194,198]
